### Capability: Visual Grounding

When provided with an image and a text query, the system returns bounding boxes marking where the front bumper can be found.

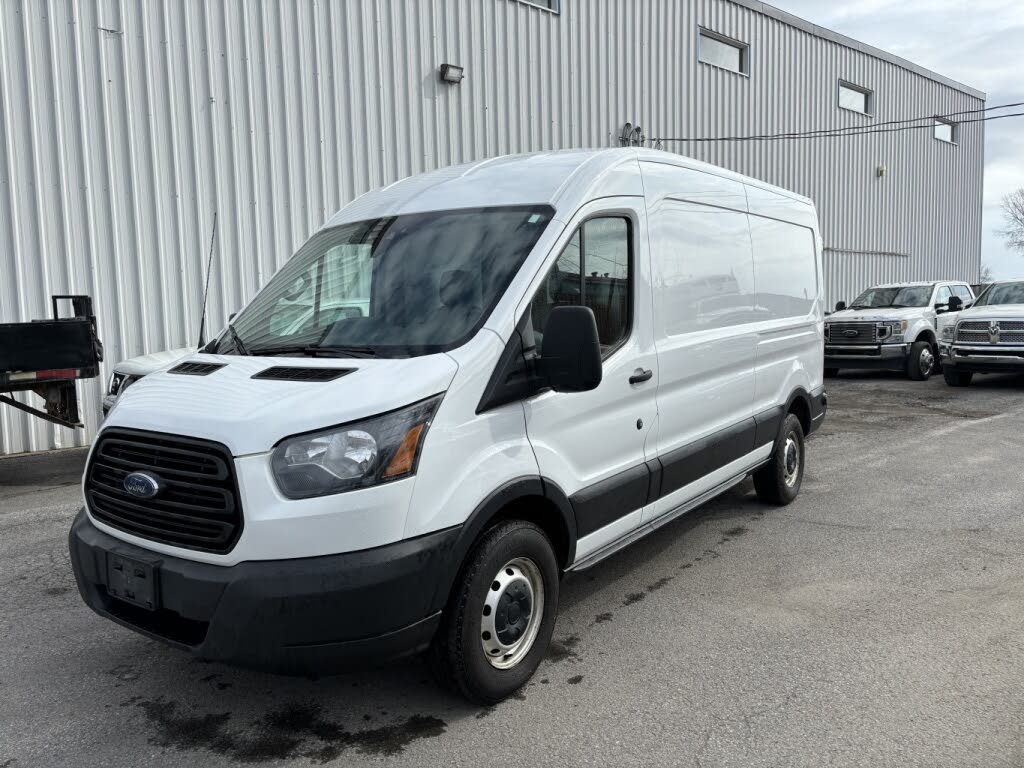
[69,509,459,674]
[825,343,908,370]
[941,345,1024,374]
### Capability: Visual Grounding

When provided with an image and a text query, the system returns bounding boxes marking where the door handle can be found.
[629,368,653,385]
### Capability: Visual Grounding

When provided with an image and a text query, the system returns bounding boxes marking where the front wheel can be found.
[943,368,974,387]
[906,341,934,381]
[753,413,805,506]
[428,520,559,704]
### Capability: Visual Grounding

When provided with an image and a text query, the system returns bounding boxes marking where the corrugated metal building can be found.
[0,0,985,455]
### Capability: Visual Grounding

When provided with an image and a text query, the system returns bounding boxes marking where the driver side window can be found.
[529,217,632,357]
[935,285,952,307]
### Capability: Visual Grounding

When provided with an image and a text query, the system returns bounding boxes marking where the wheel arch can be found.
[784,387,812,436]
[430,477,577,614]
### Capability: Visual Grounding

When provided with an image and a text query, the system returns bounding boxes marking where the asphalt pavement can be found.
[3,371,1024,767]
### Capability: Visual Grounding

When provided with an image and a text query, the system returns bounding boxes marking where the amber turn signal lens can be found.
[383,423,426,479]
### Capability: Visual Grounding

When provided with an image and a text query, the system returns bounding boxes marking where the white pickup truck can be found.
[824,281,975,380]
[938,279,1024,387]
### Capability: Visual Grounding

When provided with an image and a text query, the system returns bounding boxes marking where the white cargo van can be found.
[70,149,826,703]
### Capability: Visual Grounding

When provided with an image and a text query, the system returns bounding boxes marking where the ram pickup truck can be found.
[938,279,1024,387]
[824,281,975,380]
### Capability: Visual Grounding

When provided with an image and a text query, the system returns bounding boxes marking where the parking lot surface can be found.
[3,372,1024,767]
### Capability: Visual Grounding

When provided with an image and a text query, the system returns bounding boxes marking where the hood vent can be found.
[251,366,354,382]
[168,361,226,376]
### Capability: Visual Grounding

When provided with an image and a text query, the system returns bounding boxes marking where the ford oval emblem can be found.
[123,471,161,499]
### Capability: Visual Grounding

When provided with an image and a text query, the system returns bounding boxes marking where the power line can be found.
[650,101,1024,144]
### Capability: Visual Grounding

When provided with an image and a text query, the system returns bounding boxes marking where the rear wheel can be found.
[753,413,805,506]
[943,368,973,387]
[428,520,559,704]
[906,341,934,381]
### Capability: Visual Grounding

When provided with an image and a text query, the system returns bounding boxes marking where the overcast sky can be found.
[771,0,1024,279]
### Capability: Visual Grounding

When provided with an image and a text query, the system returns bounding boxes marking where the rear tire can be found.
[427,520,559,705]
[943,368,973,387]
[906,341,934,381]
[753,413,805,506]
[824,368,839,378]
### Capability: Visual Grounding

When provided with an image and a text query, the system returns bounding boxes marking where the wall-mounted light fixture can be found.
[439,64,465,84]
[877,165,888,178]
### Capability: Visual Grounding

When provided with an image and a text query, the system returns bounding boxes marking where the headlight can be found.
[942,325,954,339]
[107,372,126,396]
[878,320,907,341]
[271,395,443,499]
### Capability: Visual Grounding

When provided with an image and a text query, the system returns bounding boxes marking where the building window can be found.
[698,29,749,75]
[838,81,873,115]
[934,118,957,144]
[513,0,559,12]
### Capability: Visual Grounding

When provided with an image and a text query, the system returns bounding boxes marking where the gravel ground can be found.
[3,371,1024,767]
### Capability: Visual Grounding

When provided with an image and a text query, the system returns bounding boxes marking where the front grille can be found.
[956,320,1024,345]
[826,322,877,344]
[85,428,242,554]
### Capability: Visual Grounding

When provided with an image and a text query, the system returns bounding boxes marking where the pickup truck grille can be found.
[956,320,1024,345]
[826,322,877,344]
[85,428,242,554]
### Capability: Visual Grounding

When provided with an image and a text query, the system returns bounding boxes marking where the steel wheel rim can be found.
[920,347,934,375]
[783,432,800,488]
[480,557,545,670]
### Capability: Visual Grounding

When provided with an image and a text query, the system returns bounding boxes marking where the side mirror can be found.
[228,311,238,321]
[835,301,847,312]
[539,306,602,393]
[947,296,963,312]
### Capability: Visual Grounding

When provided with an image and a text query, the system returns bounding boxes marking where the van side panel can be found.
[404,330,540,540]
[745,189,824,419]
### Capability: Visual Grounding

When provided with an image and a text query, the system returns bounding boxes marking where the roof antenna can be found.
[196,212,218,350]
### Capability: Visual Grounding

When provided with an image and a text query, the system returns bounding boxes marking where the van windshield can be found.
[849,285,933,309]
[973,282,1024,307]
[215,205,555,358]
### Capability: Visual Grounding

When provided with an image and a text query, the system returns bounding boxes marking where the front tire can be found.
[753,413,805,506]
[943,368,974,387]
[907,341,934,381]
[428,520,559,704]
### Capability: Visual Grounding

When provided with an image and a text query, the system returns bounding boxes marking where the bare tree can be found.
[979,262,994,284]
[1000,189,1024,254]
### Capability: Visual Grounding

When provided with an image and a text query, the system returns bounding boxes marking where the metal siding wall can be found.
[0,0,984,454]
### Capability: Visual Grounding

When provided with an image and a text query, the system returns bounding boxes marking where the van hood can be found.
[955,304,1024,320]
[827,307,924,323]
[103,353,459,455]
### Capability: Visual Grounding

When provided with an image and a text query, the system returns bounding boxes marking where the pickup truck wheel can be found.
[427,520,559,705]
[753,413,804,506]
[943,368,973,387]
[906,341,934,381]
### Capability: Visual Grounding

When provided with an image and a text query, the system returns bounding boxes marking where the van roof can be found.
[324,148,813,226]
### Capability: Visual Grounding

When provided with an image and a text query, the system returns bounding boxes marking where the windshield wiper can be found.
[307,345,378,358]
[227,323,250,356]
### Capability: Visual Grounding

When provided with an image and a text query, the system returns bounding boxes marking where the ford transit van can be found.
[70,149,826,703]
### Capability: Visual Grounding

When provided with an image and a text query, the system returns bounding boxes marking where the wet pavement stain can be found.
[545,634,581,662]
[43,586,69,596]
[646,576,674,593]
[136,698,446,763]
[723,525,748,537]
[109,665,140,682]
[622,591,646,606]
[593,611,614,624]
[566,675,584,685]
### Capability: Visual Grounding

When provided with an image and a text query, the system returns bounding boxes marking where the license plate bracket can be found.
[106,553,160,611]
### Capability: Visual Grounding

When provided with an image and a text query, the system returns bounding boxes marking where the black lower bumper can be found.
[69,509,460,674]
[825,345,908,371]
[808,386,827,435]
